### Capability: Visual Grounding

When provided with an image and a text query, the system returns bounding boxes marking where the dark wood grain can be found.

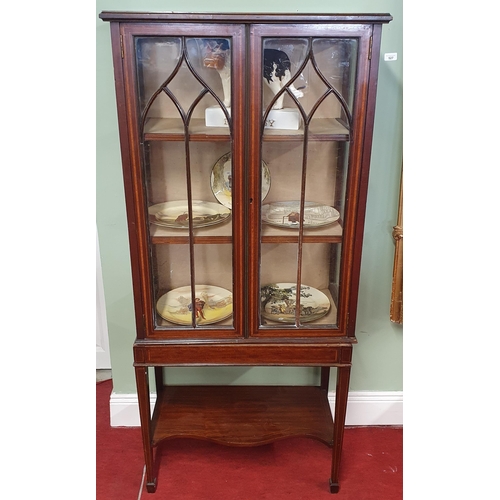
[135,366,157,492]
[152,385,334,446]
[99,12,392,24]
[134,341,354,366]
[330,365,351,489]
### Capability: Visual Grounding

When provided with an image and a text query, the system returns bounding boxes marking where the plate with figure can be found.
[211,152,270,209]
[156,285,233,326]
[148,200,231,229]
[260,283,330,323]
[261,201,340,228]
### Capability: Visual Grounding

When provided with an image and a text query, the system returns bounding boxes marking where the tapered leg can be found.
[154,367,164,398]
[320,367,331,391]
[135,366,157,493]
[329,365,351,494]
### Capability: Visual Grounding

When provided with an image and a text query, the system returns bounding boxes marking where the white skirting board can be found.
[329,391,403,426]
[109,390,403,427]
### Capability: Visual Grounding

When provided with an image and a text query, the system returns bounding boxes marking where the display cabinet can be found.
[100,11,392,494]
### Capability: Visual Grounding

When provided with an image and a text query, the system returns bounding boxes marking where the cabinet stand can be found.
[135,356,351,493]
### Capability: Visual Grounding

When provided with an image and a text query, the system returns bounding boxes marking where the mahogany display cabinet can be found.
[99,11,392,494]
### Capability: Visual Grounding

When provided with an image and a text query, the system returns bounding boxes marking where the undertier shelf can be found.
[152,385,334,447]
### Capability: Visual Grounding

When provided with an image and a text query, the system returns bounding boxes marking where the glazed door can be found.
[120,23,246,338]
[247,24,374,337]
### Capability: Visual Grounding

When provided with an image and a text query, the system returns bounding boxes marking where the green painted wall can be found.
[96,0,403,394]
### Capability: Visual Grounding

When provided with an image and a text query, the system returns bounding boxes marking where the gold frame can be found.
[390,169,403,324]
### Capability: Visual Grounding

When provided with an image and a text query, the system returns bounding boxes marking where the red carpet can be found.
[97,379,402,500]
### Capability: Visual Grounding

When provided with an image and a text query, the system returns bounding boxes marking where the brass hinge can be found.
[120,34,124,58]
[368,36,373,60]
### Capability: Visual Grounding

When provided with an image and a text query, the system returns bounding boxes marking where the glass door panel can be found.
[258,36,357,331]
[151,243,234,328]
[134,36,236,332]
[136,37,232,129]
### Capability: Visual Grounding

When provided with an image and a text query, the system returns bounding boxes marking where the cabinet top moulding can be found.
[99,12,393,24]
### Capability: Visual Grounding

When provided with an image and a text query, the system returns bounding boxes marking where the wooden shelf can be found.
[263,118,349,142]
[152,385,334,447]
[145,118,231,141]
[144,117,349,142]
[261,220,343,243]
[155,315,234,329]
[150,219,343,244]
[150,218,233,244]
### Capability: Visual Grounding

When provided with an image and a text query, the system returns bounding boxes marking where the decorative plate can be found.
[261,201,340,228]
[260,283,330,323]
[211,152,270,208]
[148,200,231,229]
[157,285,233,326]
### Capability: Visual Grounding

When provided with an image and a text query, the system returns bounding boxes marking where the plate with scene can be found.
[260,283,330,323]
[148,200,231,229]
[211,152,270,209]
[156,285,233,326]
[261,201,340,228]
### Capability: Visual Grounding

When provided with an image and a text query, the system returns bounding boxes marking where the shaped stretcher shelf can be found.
[151,385,334,447]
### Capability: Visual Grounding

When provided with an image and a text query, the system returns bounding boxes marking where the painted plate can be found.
[260,283,330,323]
[156,285,233,326]
[261,201,340,228]
[148,200,231,229]
[211,152,270,209]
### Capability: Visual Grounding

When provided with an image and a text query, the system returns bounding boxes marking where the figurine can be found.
[203,40,303,110]
[263,48,304,109]
[203,39,231,107]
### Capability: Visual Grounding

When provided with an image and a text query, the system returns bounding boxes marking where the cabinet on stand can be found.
[99,11,392,493]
